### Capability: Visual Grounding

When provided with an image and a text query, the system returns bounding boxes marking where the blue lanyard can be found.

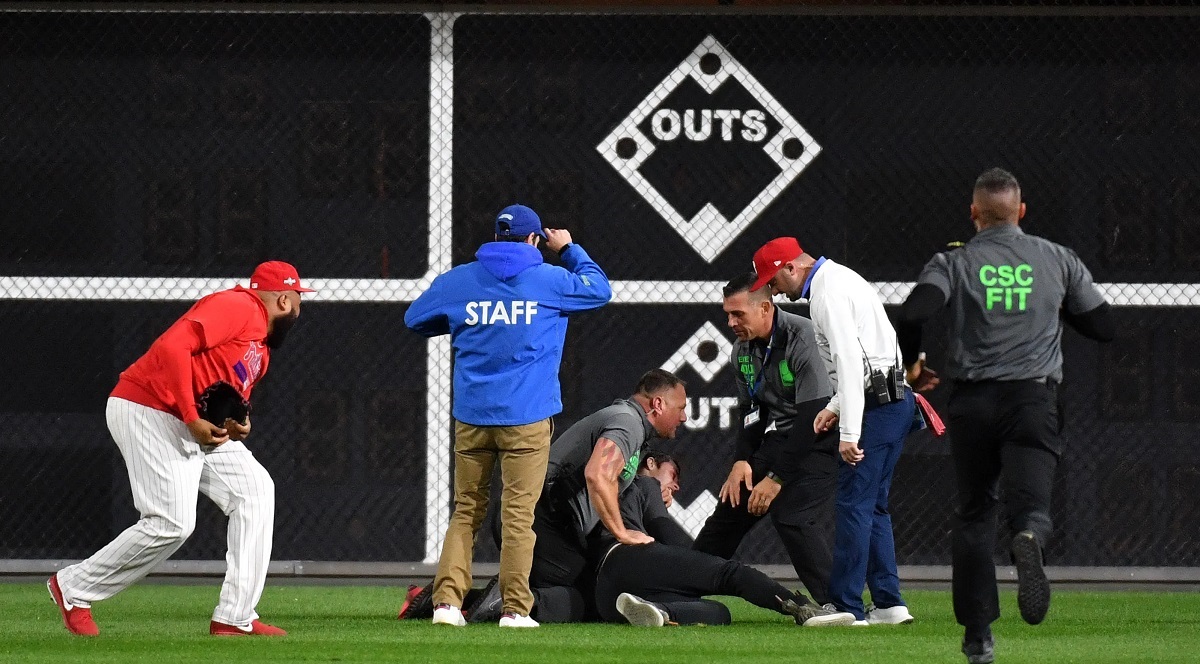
[746,328,777,404]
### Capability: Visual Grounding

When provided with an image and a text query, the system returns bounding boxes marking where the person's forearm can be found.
[898,283,948,364]
[647,517,693,547]
[896,319,923,367]
[158,320,204,422]
[586,475,628,539]
[755,430,793,483]
[834,351,865,443]
[1064,302,1116,342]
[735,406,764,461]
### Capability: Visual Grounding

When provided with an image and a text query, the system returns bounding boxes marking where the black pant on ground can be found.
[693,415,837,605]
[947,379,1061,632]
[528,515,587,588]
[526,514,591,623]
[594,543,794,625]
[530,585,587,623]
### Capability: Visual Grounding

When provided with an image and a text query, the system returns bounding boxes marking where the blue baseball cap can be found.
[495,204,547,239]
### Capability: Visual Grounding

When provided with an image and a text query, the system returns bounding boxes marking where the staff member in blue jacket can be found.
[405,204,611,628]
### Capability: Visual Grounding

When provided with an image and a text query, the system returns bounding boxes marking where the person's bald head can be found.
[970,167,1026,230]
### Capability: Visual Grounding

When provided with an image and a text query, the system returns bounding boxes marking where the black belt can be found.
[956,376,1050,386]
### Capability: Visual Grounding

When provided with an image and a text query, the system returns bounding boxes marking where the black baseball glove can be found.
[197,381,251,426]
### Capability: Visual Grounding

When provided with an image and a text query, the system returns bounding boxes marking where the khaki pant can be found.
[432,418,551,616]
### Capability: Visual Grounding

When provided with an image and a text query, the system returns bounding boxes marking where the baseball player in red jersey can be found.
[47,261,313,637]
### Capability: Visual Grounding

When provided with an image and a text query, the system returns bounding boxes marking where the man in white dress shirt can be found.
[750,237,917,627]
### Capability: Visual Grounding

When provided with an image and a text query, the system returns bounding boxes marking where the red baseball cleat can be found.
[210,619,287,636]
[47,574,99,637]
[398,583,434,620]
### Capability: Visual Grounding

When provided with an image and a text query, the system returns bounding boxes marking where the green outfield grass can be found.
[1,583,1197,663]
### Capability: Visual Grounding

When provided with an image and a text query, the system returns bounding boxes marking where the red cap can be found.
[248,261,315,293]
[750,237,803,291]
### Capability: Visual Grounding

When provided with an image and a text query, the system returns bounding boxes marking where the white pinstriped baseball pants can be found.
[57,397,275,627]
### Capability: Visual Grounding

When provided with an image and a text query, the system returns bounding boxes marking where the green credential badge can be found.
[779,360,794,388]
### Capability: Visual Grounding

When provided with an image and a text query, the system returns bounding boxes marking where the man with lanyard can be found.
[693,272,840,610]
[755,237,917,627]
[896,168,1114,664]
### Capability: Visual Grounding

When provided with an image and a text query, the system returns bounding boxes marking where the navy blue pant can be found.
[828,390,915,619]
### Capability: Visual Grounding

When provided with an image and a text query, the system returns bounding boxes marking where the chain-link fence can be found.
[2,5,1198,571]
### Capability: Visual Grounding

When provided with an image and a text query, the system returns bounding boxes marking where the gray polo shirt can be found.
[733,308,833,435]
[917,225,1106,382]
[539,398,656,541]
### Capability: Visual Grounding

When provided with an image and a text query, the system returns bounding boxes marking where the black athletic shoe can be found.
[962,632,995,664]
[465,576,503,624]
[398,582,434,620]
[778,596,855,627]
[1012,530,1050,625]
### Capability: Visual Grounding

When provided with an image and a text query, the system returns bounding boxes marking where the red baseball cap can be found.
[248,261,315,293]
[750,237,803,291]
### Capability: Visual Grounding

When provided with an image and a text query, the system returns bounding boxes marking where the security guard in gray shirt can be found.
[525,369,689,622]
[897,168,1114,664]
[693,273,839,607]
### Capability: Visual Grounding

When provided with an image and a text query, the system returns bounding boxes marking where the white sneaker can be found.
[498,613,539,628]
[615,593,669,627]
[867,605,915,625]
[431,604,466,626]
[852,619,870,626]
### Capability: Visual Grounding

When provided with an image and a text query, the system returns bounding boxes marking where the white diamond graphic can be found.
[659,321,733,384]
[667,490,719,539]
[597,35,822,263]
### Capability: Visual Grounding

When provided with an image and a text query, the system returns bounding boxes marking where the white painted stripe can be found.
[427,13,456,277]
[0,276,433,302]
[18,559,1200,584]
[423,11,458,565]
[424,335,452,565]
[1101,282,1200,306]
[610,280,727,304]
[611,281,1199,306]
[1,277,1196,306]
